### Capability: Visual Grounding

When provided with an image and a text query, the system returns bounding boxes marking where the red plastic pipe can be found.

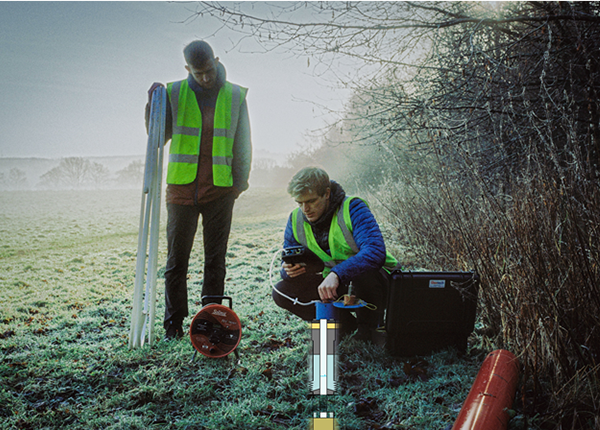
[452,349,520,430]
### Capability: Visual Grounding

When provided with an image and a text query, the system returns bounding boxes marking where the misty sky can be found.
[0,2,348,160]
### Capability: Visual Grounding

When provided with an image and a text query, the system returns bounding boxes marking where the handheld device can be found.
[281,246,325,274]
[281,246,308,265]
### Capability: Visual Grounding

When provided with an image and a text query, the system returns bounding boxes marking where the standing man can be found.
[147,40,251,340]
[273,167,397,343]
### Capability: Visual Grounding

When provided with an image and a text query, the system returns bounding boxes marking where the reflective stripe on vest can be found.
[292,196,397,277]
[166,79,247,185]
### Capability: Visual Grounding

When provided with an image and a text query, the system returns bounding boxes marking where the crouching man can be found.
[272,166,398,342]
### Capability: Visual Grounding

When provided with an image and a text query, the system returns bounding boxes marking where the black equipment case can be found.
[385,271,479,356]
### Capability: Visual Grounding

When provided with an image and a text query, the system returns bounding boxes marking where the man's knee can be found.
[272,284,290,310]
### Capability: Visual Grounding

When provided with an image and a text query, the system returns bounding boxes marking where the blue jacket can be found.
[281,182,388,284]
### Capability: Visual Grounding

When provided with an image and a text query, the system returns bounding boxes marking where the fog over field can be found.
[0,148,290,191]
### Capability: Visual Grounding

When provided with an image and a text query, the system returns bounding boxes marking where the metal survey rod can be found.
[143,92,165,346]
[129,86,166,349]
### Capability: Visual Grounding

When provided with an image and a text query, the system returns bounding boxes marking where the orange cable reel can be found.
[189,299,242,358]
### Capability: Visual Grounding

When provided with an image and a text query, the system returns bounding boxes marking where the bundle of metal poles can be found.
[128,86,167,348]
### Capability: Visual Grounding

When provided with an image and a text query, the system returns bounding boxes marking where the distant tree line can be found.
[1,156,296,190]
[39,157,110,189]
[0,158,146,190]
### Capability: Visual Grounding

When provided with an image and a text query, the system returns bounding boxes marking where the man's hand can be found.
[145,82,165,134]
[318,272,340,302]
[148,82,165,102]
[282,262,306,278]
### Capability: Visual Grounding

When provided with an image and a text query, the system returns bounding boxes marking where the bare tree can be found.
[39,157,110,189]
[5,168,28,190]
[61,157,91,187]
[39,165,63,189]
[88,161,110,187]
[115,159,144,188]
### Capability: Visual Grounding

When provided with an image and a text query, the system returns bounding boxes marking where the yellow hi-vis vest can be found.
[166,79,248,186]
[291,196,398,277]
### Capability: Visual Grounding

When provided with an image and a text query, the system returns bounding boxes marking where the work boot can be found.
[164,321,184,341]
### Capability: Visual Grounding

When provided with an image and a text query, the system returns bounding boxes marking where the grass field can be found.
[1,188,486,430]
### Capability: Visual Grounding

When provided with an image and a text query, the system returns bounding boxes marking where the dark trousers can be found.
[272,269,389,328]
[163,195,236,328]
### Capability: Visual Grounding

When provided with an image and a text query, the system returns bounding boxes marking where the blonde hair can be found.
[287,167,330,198]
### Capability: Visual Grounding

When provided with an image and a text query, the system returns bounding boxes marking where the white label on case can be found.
[429,280,446,288]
